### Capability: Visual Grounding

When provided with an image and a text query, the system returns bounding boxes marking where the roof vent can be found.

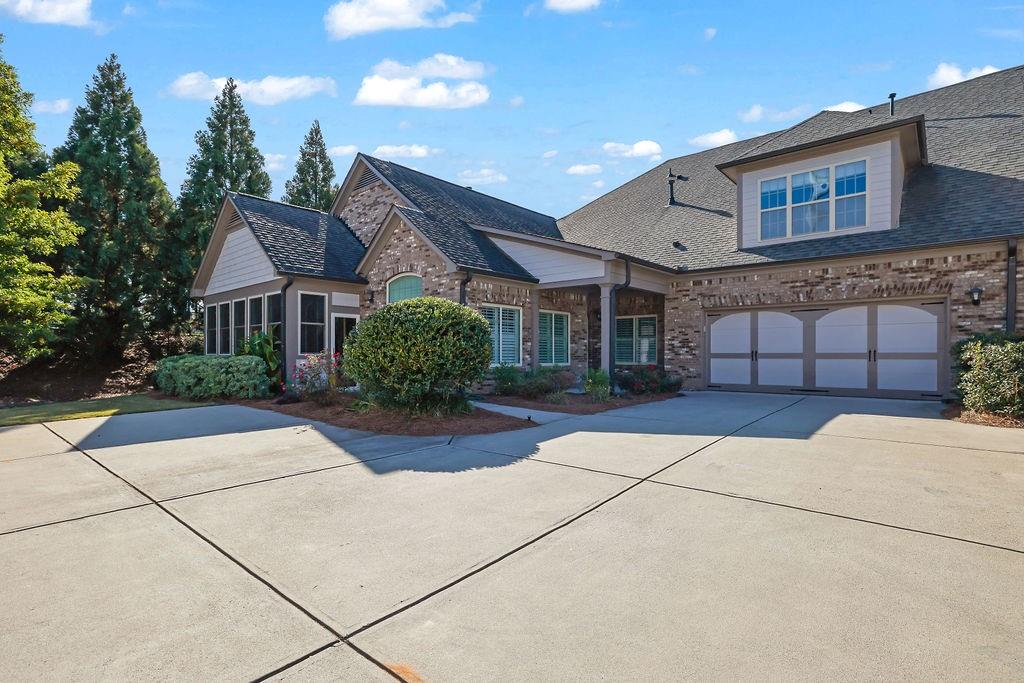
[665,168,688,207]
[353,167,377,192]
[888,92,897,116]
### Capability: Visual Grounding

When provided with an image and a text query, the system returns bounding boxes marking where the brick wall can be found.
[664,245,1015,388]
[338,181,403,246]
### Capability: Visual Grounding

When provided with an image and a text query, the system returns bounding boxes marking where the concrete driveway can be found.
[1,393,1021,680]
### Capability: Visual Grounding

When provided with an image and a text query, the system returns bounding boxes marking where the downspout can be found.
[1008,238,1018,333]
[607,256,631,392]
[459,271,474,304]
[279,275,295,384]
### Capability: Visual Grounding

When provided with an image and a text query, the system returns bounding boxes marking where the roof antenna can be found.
[888,92,896,117]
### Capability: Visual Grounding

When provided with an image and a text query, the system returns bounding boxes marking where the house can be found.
[191,67,1024,400]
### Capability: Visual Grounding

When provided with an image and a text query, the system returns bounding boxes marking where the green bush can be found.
[952,331,1024,375]
[343,297,491,413]
[957,340,1024,416]
[614,365,682,394]
[584,368,611,402]
[492,364,524,396]
[154,354,271,400]
[236,331,283,389]
[491,366,577,399]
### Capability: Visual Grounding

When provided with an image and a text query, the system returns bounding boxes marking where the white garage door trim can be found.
[705,299,948,400]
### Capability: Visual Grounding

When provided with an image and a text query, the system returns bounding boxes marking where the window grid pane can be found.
[538,312,552,365]
[500,307,520,365]
[299,294,326,354]
[266,294,282,342]
[388,275,423,303]
[233,300,246,351]
[481,306,500,365]
[791,168,830,205]
[205,306,217,354]
[552,313,569,365]
[637,316,657,364]
[761,208,787,239]
[792,201,830,235]
[615,318,635,364]
[835,161,867,196]
[218,303,230,354]
[249,297,263,336]
[835,195,866,229]
[760,177,786,210]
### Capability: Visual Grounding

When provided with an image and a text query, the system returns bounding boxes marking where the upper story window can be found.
[760,159,867,240]
[387,274,423,303]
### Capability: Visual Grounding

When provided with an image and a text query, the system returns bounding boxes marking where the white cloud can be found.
[544,0,599,12]
[264,153,287,172]
[542,149,558,158]
[398,120,413,129]
[602,139,662,161]
[591,179,605,189]
[329,144,358,156]
[372,144,442,158]
[738,103,808,123]
[678,64,701,76]
[0,0,92,26]
[354,54,490,109]
[121,2,137,15]
[458,168,508,185]
[509,95,525,107]
[927,62,1000,89]
[324,0,476,39]
[703,27,717,40]
[566,163,602,175]
[979,27,1023,40]
[31,98,71,114]
[167,72,337,106]
[824,100,866,112]
[687,128,738,149]
[738,104,764,123]
[372,53,486,80]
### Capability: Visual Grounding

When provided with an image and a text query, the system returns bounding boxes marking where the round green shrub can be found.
[154,354,271,400]
[343,297,492,413]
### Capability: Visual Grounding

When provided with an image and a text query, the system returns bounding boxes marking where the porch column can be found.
[600,283,615,373]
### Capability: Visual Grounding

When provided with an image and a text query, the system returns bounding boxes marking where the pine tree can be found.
[53,54,173,358]
[282,120,336,211]
[0,37,82,361]
[156,78,271,328]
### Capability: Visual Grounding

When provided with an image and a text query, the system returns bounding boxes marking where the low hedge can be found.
[957,339,1024,416]
[154,354,271,400]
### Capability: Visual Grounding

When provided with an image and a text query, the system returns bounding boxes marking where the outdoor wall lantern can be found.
[367,289,375,304]
[968,286,983,306]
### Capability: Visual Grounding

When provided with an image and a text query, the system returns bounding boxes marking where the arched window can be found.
[387,274,423,303]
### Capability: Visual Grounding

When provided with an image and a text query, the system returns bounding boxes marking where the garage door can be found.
[706,300,947,399]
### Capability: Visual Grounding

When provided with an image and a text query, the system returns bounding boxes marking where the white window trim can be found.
[247,295,265,336]
[296,291,328,356]
[217,301,231,356]
[330,312,360,356]
[481,303,524,367]
[758,157,869,243]
[538,309,571,367]
[614,314,658,366]
[205,303,217,355]
[385,272,424,304]
[231,298,246,353]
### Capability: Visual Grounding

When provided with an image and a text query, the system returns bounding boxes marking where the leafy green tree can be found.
[0,37,82,361]
[282,120,336,210]
[53,54,173,358]
[156,78,271,327]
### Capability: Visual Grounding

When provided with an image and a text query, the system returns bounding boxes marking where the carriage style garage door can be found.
[706,300,948,399]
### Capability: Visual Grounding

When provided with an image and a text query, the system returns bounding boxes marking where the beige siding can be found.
[206,222,276,295]
[740,139,893,248]
[489,236,605,283]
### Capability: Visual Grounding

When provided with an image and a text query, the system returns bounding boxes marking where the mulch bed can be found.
[0,347,154,407]
[483,391,681,415]
[941,404,1024,429]
[237,393,536,436]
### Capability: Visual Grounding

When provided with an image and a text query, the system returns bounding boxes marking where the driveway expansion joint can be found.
[40,423,404,683]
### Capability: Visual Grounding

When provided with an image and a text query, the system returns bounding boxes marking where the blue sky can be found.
[3,0,1022,217]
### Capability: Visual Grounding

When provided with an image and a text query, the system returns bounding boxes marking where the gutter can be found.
[607,256,631,392]
[459,271,474,304]
[1008,238,1018,333]
[279,275,295,383]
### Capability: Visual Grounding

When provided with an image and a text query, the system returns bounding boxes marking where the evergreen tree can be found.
[0,37,82,361]
[53,54,173,358]
[281,120,336,211]
[156,78,271,327]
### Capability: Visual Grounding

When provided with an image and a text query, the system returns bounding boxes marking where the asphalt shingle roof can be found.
[558,66,1024,272]
[230,193,366,282]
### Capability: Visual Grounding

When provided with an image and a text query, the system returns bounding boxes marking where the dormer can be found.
[718,112,927,249]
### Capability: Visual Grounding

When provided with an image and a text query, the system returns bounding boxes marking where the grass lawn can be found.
[0,393,210,427]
